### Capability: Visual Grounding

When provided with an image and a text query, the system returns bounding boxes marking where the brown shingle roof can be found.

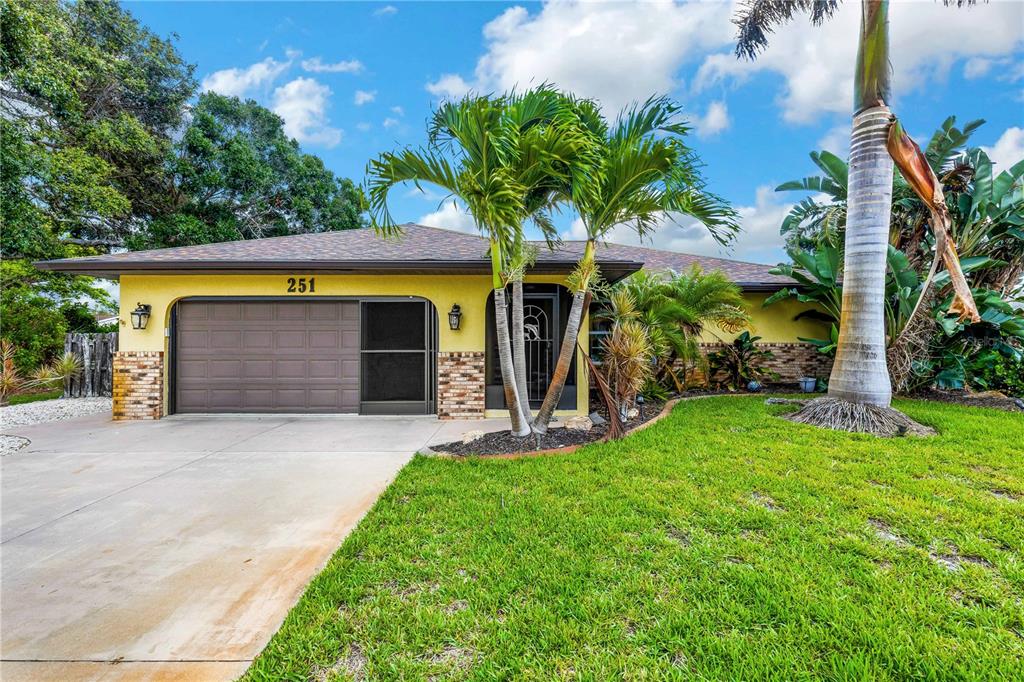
[37,223,789,288]
[554,241,792,289]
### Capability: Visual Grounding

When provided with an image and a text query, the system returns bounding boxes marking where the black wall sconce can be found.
[130,303,152,330]
[448,304,462,331]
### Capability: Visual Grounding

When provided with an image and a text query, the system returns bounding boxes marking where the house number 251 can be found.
[286,277,315,293]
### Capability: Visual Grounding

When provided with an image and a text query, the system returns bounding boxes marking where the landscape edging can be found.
[422,397,683,461]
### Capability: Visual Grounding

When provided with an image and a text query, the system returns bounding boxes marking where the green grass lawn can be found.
[245,397,1024,681]
[6,389,62,405]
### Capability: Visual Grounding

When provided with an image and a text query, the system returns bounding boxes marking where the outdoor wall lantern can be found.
[448,304,462,331]
[130,303,152,330]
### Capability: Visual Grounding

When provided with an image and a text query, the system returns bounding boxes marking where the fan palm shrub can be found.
[609,267,749,392]
[530,96,738,434]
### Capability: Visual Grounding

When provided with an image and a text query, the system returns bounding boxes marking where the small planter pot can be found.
[799,377,817,393]
[746,380,763,393]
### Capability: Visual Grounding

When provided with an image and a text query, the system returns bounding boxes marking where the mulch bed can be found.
[908,388,1024,413]
[432,399,667,457]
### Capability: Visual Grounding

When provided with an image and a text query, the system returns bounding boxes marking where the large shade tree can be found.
[366,88,591,435]
[734,0,979,434]
[129,92,365,250]
[532,96,738,433]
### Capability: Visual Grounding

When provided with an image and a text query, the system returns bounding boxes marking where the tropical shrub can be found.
[0,341,82,405]
[970,351,1024,396]
[604,266,749,392]
[706,332,779,390]
[769,115,1024,394]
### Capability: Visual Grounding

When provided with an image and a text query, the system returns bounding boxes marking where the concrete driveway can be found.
[0,411,480,681]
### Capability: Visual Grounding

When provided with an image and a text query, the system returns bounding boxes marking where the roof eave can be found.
[34,258,645,282]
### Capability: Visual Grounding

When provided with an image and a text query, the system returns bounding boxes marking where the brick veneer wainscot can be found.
[113,351,164,420]
[437,351,485,419]
[687,342,834,384]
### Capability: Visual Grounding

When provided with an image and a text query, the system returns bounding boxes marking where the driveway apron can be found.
[0,413,446,681]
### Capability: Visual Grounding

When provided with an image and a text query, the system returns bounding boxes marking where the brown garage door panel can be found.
[176,301,359,413]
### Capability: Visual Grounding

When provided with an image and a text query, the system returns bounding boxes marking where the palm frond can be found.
[734,0,839,60]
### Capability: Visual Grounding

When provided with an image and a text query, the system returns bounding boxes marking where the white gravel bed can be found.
[1,435,30,455]
[1,397,112,428]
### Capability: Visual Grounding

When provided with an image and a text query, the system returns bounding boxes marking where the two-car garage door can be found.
[176,301,360,413]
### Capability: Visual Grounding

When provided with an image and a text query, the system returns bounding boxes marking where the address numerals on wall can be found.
[286,277,316,293]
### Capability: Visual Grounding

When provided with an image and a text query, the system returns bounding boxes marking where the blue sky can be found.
[126,0,1024,265]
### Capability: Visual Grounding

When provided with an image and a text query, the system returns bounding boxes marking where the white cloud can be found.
[356,122,372,132]
[563,186,791,264]
[301,57,364,74]
[426,2,733,113]
[382,117,400,130]
[426,73,473,99]
[354,89,377,105]
[201,57,290,97]
[964,56,995,79]
[692,100,730,138]
[983,126,1024,174]
[406,186,446,201]
[817,123,850,158]
[695,0,1024,123]
[272,78,342,147]
[374,5,398,17]
[390,105,405,116]
[418,200,477,234]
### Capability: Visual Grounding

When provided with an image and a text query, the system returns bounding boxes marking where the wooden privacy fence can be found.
[64,332,118,397]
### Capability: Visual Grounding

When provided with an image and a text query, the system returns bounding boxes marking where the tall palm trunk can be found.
[827,0,893,407]
[511,280,533,420]
[490,240,531,436]
[532,240,595,433]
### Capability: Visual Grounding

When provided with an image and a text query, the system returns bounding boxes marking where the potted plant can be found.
[799,376,817,393]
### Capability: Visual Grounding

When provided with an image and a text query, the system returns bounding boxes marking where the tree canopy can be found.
[0,0,365,369]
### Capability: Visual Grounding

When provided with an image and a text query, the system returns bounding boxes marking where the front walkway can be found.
[0,411,505,681]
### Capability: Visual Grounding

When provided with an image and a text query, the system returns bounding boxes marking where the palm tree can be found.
[531,96,739,433]
[735,0,978,433]
[365,88,588,435]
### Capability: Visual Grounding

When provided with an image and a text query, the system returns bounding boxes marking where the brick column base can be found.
[113,351,164,420]
[437,351,485,419]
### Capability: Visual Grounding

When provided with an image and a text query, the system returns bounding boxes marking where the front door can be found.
[486,285,575,411]
[521,294,556,402]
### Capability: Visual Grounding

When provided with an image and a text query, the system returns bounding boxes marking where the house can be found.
[37,224,830,420]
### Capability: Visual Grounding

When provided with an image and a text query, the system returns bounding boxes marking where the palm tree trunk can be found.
[827,0,893,407]
[511,279,533,421]
[490,240,531,436]
[494,287,532,436]
[532,240,596,433]
[827,104,894,406]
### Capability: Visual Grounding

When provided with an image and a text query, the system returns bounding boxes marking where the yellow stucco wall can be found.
[697,293,830,344]
[117,273,589,417]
